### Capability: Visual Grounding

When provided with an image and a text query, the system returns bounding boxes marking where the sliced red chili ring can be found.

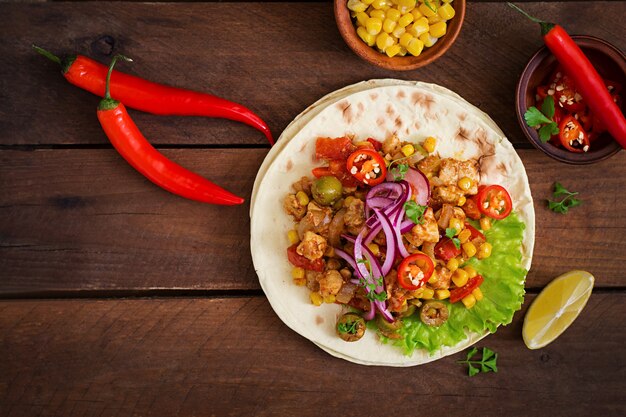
[346,149,387,186]
[475,185,513,220]
[558,115,590,153]
[450,275,484,303]
[397,253,434,291]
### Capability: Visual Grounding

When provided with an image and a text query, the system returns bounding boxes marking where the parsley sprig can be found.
[524,96,560,143]
[337,319,360,335]
[457,347,498,377]
[390,163,409,181]
[404,201,427,225]
[445,227,461,249]
[356,260,387,302]
[547,182,581,214]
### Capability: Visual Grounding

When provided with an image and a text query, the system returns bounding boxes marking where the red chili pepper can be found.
[33,46,274,145]
[397,253,435,291]
[509,4,626,148]
[558,115,590,153]
[97,55,244,206]
[346,149,387,186]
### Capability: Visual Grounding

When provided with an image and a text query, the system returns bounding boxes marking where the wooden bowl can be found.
[334,0,466,71]
[516,36,624,164]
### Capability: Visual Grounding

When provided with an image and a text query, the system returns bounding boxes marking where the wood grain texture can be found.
[0,2,624,147]
[1,149,624,295]
[0,294,624,417]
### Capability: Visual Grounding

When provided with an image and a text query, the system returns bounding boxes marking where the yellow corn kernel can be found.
[423,136,436,153]
[452,268,469,287]
[392,25,406,38]
[419,32,437,47]
[399,32,414,48]
[463,241,477,258]
[386,43,402,57]
[463,265,478,279]
[457,176,473,191]
[383,18,397,33]
[324,246,335,258]
[293,277,306,286]
[366,17,383,35]
[357,26,376,46]
[446,257,459,272]
[457,195,467,207]
[462,293,476,309]
[398,46,408,56]
[435,289,450,300]
[458,228,472,244]
[441,0,452,3]
[371,0,388,10]
[376,32,394,51]
[411,8,424,19]
[397,0,416,13]
[296,190,309,206]
[409,17,429,37]
[310,292,323,306]
[362,0,375,4]
[347,0,368,13]
[421,287,435,299]
[410,287,425,298]
[291,266,305,279]
[472,287,484,301]
[406,38,424,56]
[369,9,386,19]
[355,11,369,27]
[401,144,415,157]
[386,8,401,21]
[480,217,492,231]
[418,3,438,18]
[367,243,380,256]
[428,273,438,285]
[323,294,336,304]
[477,242,493,260]
[398,12,414,28]
[449,218,463,234]
[428,15,442,24]
[343,196,355,208]
[429,21,447,38]
[287,229,300,245]
[438,3,455,20]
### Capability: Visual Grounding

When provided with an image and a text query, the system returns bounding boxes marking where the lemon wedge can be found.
[522,270,594,350]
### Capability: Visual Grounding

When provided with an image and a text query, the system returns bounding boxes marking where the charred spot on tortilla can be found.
[411,92,435,110]
[424,111,439,121]
[377,117,385,127]
[357,102,365,113]
[386,104,395,118]
[413,121,421,131]
[397,90,406,99]
[456,127,472,141]
[286,159,293,171]
[458,112,468,121]
[315,315,324,325]
[394,116,403,129]
[337,100,354,124]
[369,93,378,100]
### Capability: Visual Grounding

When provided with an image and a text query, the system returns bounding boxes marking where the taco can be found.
[250,82,534,366]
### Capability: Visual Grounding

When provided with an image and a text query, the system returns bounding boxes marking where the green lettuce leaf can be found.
[391,213,527,355]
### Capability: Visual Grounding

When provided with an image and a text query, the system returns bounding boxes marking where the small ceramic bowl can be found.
[516,35,625,164]
[334,0,466,71]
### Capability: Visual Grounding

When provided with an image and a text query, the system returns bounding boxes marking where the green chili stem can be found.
[104,54,132,100]
[32,45,61,65]
[507,3,555,36]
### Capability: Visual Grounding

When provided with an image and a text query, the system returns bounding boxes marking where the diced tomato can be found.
[462,197,482,220]
[315,137,356,161]
[366,138,383,151]
[464,223,485,241]
[397,253,434,291]
[346,149,387,186]
[475,185,513,220]
[450,275,484,303]
[559,116,590,153]
[434,238,462,262]
[287,244,325,272]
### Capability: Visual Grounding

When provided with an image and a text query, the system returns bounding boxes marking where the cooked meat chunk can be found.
[297,202,333,239]
[344,198,365,235]
[297,231,328,261]
[432,185,464,205]
[326,258,341,271]
[405,207,439,247]
[435,204,466,229]
[319,270,343,297]
[417,155,441,176]
[438,158,480,195]
[431,266,452,290]
[292,176,312,195]
[306,271,322,292]
[382,134,401,156]
[283,194,306,220]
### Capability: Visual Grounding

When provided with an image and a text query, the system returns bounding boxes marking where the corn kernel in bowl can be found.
[348,0,454,57]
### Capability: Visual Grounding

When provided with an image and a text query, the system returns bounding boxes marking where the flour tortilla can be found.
[250,82,534,366]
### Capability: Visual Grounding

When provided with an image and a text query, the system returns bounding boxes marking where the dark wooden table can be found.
[1,1,625,416]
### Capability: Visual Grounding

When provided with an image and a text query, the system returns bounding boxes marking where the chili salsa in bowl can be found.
[250,82,534,366]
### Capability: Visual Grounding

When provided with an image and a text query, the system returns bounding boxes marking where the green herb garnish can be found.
[457,347,498,377]
[337,319,360,335]
[391,163,409,181]
[404,201,427,225]
[547,182,581,214]
[524,96,559,143]
[445,227,461,249]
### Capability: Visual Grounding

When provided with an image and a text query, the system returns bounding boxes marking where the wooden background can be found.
[0,1,625,416]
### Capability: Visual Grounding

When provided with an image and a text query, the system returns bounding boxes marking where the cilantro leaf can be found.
[538,122,559,143]
[445,227,457,239]
[457,347,498,377]
[391,163,409,181]
[337,320,359,335]
[541,95,555,119]
[404,201,427,225]
[524,106,553,127]
[451,237,461,249]
[547,182,581,214]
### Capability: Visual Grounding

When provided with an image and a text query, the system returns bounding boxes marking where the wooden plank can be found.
[1,148,624,295]
[0,294,624,416]
[1,2,624,147]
